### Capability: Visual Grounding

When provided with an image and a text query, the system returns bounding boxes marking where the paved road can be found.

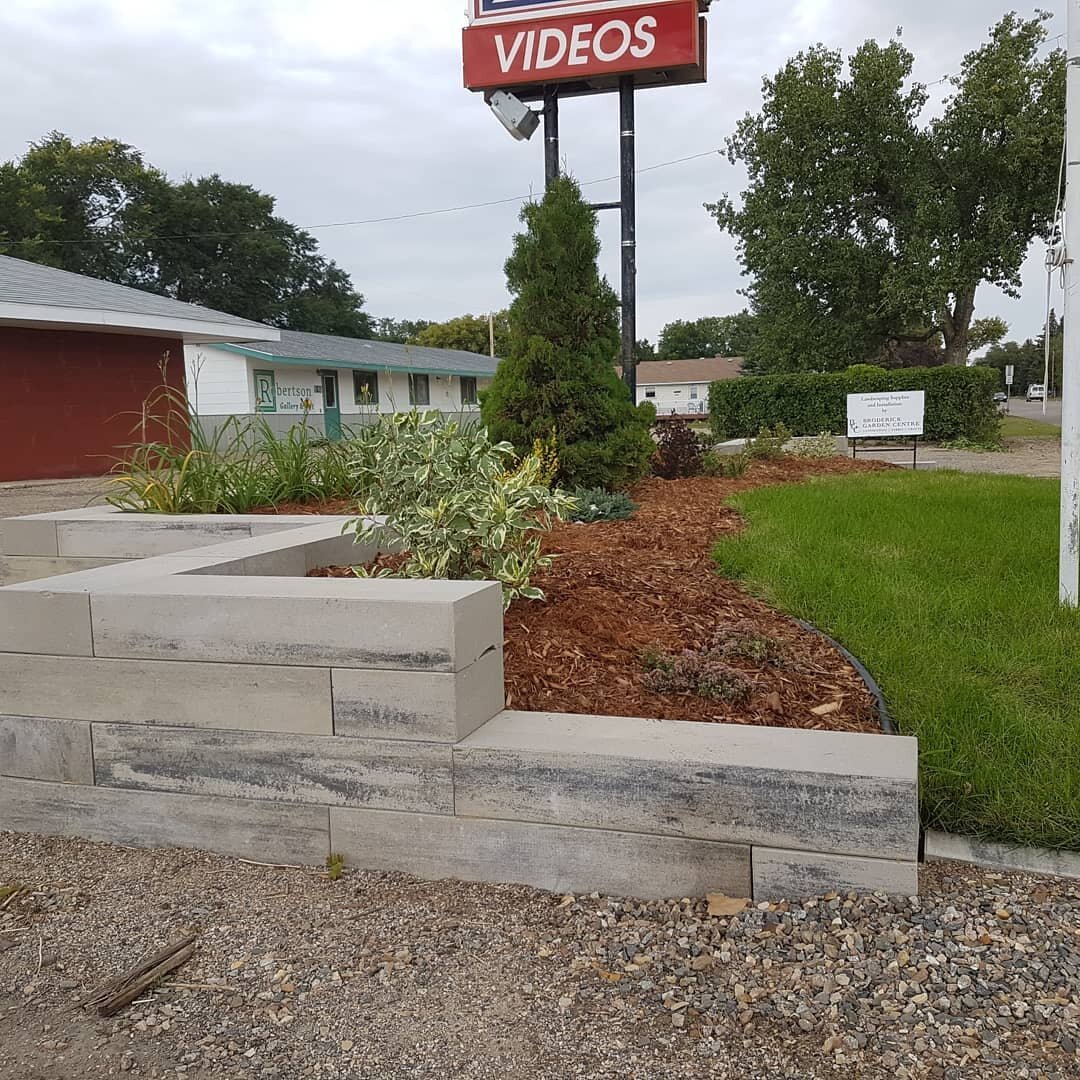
[1005,397,1062,425]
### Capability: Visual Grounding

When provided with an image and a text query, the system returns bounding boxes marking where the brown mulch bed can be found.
[310,457,891,734]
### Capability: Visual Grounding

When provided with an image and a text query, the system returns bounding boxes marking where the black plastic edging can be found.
[792,618,896,735]
[792,619,927,859]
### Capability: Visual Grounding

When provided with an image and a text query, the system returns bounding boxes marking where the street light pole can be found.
[1061,0,1080,605]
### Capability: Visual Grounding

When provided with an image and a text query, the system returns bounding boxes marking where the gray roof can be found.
[227,329,501,377]
[0,254,273,335]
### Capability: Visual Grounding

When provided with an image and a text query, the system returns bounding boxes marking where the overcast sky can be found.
[0,0,1065,343]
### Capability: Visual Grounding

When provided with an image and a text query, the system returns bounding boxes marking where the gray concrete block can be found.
[454,711,919,861]
[0,776,329,865]
[332,647,504,742]
[330,809,752,899]
[751,847,918,900]
[0,517,59,557]
[0,556,121,586]
[0,654,333,734]
[0,589,92,656]
[90,576,503,671]
[92,724,454,814]
[0,553,228,593]
[56,517,256,558]
[0,715,93,784]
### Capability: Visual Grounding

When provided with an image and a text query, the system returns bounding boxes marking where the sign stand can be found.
[543,78,638,401]
[850,435,919,470]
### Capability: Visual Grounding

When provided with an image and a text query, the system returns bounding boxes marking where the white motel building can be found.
[184,330,499,440]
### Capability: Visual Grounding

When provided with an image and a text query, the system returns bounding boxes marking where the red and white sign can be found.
[463,0,699,91]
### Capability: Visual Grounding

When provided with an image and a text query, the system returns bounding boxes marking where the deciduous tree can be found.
[0,134,371,336]
[412,312,509,356]
[710,14,1064,371]
[656,312,758,360]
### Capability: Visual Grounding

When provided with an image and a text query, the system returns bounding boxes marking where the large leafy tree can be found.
[371,317,434,344]
[0,134,370,336]
[481,176,655,489]
[710,14,1064,371]
[411,312,510,356]
[656,312,758,360]
[135,175,370,335]
[0,132,162,283]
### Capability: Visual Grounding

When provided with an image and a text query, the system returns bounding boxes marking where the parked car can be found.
[1027,384,1046,402]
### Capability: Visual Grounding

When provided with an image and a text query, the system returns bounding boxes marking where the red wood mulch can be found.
[308,456,891,734]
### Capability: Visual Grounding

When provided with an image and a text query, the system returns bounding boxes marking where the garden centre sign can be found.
[847,391,926,438]
[463,0,701,91]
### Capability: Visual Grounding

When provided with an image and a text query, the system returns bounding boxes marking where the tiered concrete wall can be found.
[0,510,920,900]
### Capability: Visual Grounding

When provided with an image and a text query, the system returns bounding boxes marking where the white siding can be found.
[184,345,250,414]
[637,382,707,416]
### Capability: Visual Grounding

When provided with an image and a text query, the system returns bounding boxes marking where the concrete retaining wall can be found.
[0,509,920,900]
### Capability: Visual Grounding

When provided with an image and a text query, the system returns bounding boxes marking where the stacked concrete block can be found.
[0,506,359,585]
[0,509,920,901]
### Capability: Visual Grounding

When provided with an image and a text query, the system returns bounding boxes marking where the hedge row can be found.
[709,366,1000,442]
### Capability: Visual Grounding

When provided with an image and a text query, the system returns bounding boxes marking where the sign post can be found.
[847,391,926,470]
[1005,364,1014,414]
[463,0,707,400]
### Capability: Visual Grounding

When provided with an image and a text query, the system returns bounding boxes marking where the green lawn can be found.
[999,414,1061,438]
[714,470,1080,851]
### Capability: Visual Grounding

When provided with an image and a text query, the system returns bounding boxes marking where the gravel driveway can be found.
[0,833,1076,1080]
[861,438,1061,478]
[0,478,106,518]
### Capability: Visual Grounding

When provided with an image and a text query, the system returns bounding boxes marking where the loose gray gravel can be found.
[0,832,1076,1080]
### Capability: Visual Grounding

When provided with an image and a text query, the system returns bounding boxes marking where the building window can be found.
[409,373,430,406]
[644,388,656,399]
[460,376,478,405]
[353,369,379,405]
[690,385,699,400]
[254,370,277,412]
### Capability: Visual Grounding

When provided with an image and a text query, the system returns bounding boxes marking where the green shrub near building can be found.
[708,365,999,443]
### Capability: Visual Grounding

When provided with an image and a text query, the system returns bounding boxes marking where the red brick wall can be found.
[0,328,188,482]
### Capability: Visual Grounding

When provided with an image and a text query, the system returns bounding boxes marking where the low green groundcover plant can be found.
[567,488,636,523]
[714,470,1080,851]
[346,411,573,608]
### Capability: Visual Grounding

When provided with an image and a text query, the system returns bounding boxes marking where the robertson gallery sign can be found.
[463,0,701,92]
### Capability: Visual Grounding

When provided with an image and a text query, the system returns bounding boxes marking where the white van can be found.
[1026,384,1046,402]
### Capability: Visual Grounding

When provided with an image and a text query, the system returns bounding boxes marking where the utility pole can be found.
[1062,0,1080,605]
[489,311,495,358]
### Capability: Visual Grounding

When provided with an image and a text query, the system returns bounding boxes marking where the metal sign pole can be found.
[620,75,637,402]
[1061,0,1080,605]
[543,85,560,189]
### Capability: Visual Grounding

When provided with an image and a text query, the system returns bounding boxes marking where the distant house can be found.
[0,254,276,481]
[634,357,744,416]
[185,330,500,440]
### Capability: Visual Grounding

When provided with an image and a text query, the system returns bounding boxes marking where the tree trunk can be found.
[941,287,977,365]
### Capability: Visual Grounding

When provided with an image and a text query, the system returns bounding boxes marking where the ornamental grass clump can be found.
[345,411,574,608]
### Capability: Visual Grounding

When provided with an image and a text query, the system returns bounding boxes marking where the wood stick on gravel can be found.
[82,933,198,1015]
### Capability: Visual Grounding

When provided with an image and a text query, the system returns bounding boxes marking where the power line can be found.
[0,149,722,249]
[1,28,1063,251]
